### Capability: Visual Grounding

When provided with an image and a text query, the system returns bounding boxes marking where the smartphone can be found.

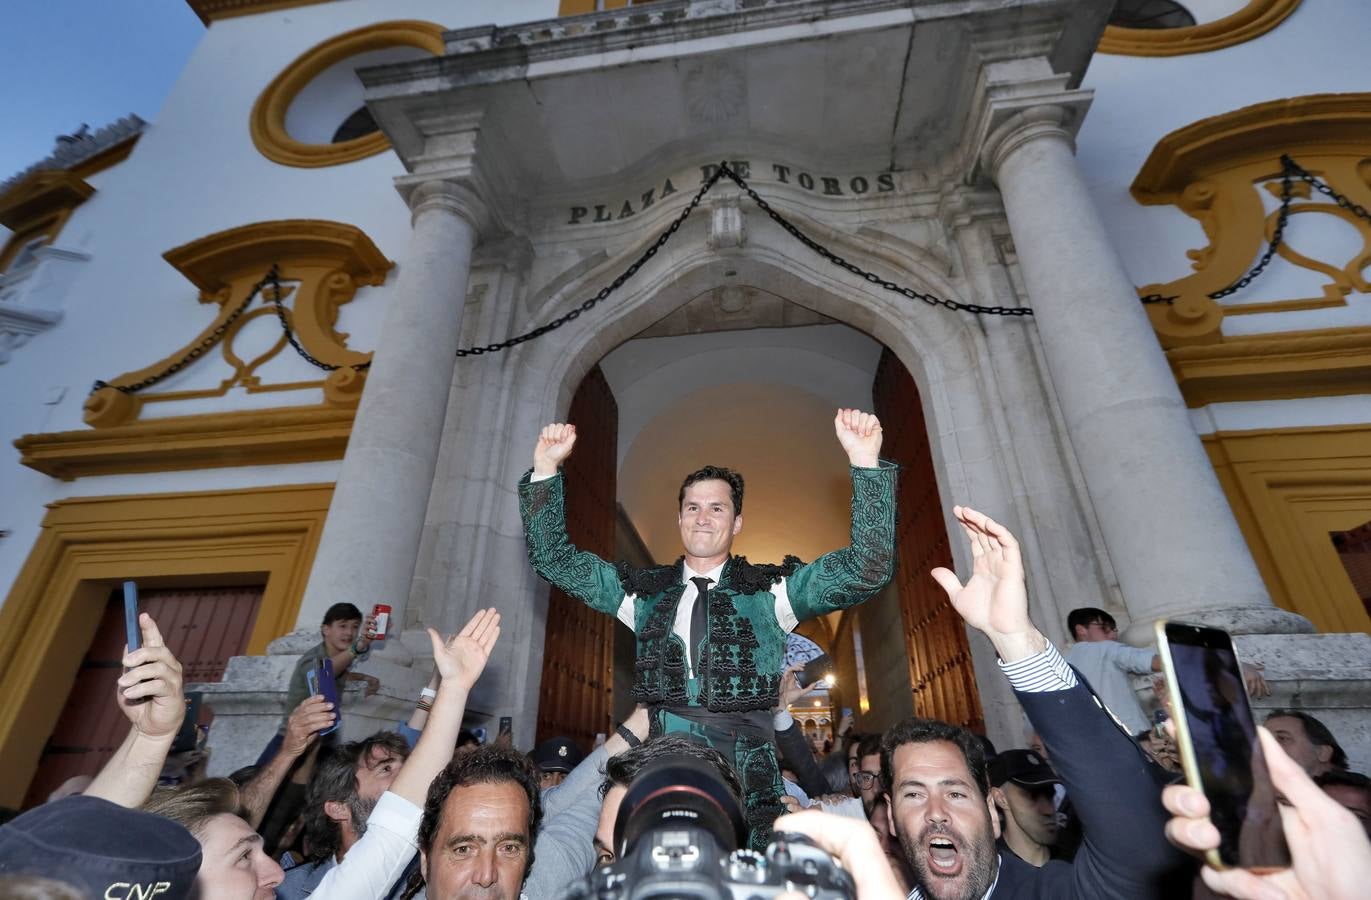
[123,581,141,653]
[798,654,833,688]
[171,692,204,754]
[1155,620,1289,871]
[305,659,342,736]
[498,716,513,739]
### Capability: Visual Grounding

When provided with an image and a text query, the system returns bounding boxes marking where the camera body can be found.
[562,753,853,900]
[565,827,854,899]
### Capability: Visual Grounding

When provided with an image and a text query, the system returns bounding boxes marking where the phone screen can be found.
[123,581,141,654]
[798,654,833,688]
[1161,622,1289,870]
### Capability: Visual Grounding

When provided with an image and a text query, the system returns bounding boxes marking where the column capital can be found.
[399,178,491,233]
[980,105,1084,186]
[959,64,1092,186]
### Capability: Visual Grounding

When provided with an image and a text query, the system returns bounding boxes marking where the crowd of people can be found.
[1,410,1368,899]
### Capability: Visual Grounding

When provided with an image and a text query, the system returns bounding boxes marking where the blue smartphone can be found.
[123,581,140,653]
[306,659,342,735]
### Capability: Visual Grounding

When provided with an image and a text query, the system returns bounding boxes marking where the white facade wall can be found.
[0,0,559,601]
[1076,1,1371,437]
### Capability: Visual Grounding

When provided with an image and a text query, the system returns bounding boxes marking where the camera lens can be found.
[614,756,747,858]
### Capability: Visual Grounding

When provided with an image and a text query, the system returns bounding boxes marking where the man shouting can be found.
[518,409,897,848]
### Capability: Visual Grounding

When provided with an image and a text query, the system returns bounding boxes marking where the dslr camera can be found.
[563,757,855,899]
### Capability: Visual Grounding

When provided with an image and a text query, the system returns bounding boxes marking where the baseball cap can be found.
[989,749,1059,788]
[0,795,201,899]
[530,737,585,774]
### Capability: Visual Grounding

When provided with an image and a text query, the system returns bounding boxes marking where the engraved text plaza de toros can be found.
[565,161,897,226]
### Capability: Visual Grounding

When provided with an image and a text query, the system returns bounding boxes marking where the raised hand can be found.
[282,694,336,756]
[428,607,502,693]
[115,613,186,742]
[533,423,577,476]
[930,506,1044,663]
[833,409,882,468]
[778,662,822,710]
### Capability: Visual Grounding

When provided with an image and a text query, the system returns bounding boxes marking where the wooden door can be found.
[872,347,984,732]
[536,365,619,748]
[24,585,263,806]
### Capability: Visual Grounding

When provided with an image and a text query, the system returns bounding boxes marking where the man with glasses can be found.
[1064,607,1269,736]
[851,733,884,813]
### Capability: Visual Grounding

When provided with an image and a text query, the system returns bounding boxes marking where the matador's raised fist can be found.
[533,423,577,476]
[834,408,882,468]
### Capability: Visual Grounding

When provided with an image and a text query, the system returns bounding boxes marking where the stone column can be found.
[981,105,1310,640]
[295,179,486,633]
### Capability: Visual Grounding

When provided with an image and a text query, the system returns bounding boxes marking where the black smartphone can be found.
[797,654,833,689]
[171,692,204,754]
[305,659,342,736]
[499,716,513,739]
[123,581,141,654]
[1155,620,1289,871]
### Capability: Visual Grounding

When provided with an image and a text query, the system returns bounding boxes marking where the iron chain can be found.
[91,268,273,395]
[267,267,371,372]
[1138,155,1370,306]
[455,164,727,356]
[455,160,1032,358]
[716,163,1032,317]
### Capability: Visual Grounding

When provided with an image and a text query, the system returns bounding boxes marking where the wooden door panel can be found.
[536,365,618,748]
[24,585,263,806]
[872,347,984,733]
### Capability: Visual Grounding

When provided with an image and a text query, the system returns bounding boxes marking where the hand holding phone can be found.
[305,658,342,736]
[1163,728,1371,900]
[797,654,833,689]
[1156,620,1289,871]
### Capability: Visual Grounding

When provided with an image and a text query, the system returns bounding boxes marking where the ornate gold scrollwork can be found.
[84,220,392,427]
[1131,94,1371,348]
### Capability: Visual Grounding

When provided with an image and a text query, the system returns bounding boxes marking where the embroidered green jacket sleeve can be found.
[783,460,899,621]
[517,469,626,616]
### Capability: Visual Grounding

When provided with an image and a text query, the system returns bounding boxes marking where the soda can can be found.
[370,603,391,641]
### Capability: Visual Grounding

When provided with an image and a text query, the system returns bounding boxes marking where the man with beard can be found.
[279,732,413,899]
[882,506,1180,899]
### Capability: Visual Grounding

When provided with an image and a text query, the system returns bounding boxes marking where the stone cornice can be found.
[0,115,144,195]
[1167,326,1371,407]
[16,405,356,480]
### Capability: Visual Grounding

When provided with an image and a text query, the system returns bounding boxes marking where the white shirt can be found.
[310,791,422,900]
[612,560,800,674]
[1064,639,1156,735]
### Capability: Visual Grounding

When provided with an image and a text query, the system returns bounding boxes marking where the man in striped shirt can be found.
[881,506,1182,900]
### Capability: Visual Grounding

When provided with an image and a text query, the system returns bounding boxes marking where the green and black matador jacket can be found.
[518,461,898,844]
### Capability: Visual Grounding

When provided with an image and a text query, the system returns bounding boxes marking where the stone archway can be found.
[416,208,1114,749]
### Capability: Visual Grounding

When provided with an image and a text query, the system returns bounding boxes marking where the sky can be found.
[0,2,206,183]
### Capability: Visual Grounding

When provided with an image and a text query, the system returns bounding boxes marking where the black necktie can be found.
[689,576,713,667]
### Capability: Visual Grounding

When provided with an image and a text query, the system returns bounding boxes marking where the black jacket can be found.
[977,678,1186,899]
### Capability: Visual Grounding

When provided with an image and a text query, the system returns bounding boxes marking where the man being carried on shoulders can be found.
[518,409,897,848]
